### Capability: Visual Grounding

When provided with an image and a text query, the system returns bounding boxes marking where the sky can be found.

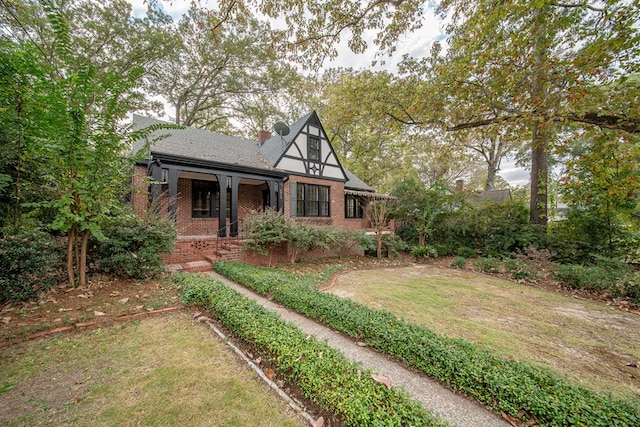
[129,0,530,187]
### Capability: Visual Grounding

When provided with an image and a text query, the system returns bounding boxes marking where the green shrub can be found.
[457,246,476,258]
[95,213,176,279]
[503,258,538,281]
[0,227,63,302]
[215,262,640,427]
[551,261,640,301]
[474,257,502,274]
[451,256,466,269]
[176,273,446,427]
[411,244,438,260]
[434,243,455,257]
[381,233,408,258]
[551,264,611,292]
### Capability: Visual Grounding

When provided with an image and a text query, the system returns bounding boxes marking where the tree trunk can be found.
[67,225,76,287]
[529,123,548,226]
[79,229,90,288]
[529,5,550,226]
[376,232,383,259]
[485,164,497,191]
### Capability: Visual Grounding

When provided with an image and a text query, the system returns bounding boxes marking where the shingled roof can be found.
[132,115,272,171]
[132,113,374,192]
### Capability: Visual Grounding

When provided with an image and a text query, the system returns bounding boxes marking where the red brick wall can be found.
[132,165,149,217]
[285,176,354,230]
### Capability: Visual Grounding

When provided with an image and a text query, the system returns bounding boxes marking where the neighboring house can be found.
[131,111,390,265]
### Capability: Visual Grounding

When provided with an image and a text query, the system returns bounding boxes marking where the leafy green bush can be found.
[431,201,540,258]
[450,256,466,269]
[411,244,438,260]
[176,273,446,427]
[457,246,476,258]
[381,233,408,258]
[474,257,502,274]
[503,258,538,281]
[214,262,640,426]
[434,243,455,257]
[0,227,63,302]
[551,261,640,301]
[95,213,176,279]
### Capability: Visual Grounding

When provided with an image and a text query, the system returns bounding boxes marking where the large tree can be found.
[196,0,639,225]
[149,5,306,138]
[0,0,173,286]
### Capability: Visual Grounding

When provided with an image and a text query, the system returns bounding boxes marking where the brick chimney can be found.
[258,130,272,144]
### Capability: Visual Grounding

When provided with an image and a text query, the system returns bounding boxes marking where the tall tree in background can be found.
[417,0,639,225]
[150,5,306,138]
[0,0,171,286]
[203,0,639,225]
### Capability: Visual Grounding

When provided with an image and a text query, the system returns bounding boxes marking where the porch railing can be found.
[214,219,244,255]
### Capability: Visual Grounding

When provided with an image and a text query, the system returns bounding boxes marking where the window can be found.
[295,183,330,217]
[192,179,230,218]
[345,195,364,219]
[192,180,217,218]
[308,136,320,161]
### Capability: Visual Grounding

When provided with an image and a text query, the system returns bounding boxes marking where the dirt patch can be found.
[0,275,181,346]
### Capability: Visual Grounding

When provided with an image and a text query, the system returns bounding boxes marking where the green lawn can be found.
[328,265,640,399]
[0,313,305,427]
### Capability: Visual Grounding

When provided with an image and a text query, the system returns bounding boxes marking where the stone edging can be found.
[0,306,182,348]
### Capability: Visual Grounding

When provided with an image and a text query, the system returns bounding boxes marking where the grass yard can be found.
[0,313,305,427]
[328,264,640,400]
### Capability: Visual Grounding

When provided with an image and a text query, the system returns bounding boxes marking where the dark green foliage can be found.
[430,201,539,257]
[456,246,476,258]
[410,245,438,260]
[381,233,408,258]
[214,262,640,426]
[474,257,502,274]
[176,273,447,427]
[450,256,466,268]
[551,258,640,302]
[0,228,63,302]
[94,213,176,279]
[503,258,538,281]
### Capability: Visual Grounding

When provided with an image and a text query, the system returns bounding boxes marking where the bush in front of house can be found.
[410,244,438,260]
[176,273,447,427]
[95,212,176,279]
[214,261,640,427]
[0,227,63,302]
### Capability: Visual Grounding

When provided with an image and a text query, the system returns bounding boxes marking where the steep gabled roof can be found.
[259,111,314,167]
[132,115,271,171]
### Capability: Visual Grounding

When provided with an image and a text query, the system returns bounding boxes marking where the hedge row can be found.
[214,261,640,427]
[175,273,448,427]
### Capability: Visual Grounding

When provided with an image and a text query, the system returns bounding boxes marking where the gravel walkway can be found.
[206,271,510,427]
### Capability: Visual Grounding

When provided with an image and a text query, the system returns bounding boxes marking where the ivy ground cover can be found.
[214,261,640,427]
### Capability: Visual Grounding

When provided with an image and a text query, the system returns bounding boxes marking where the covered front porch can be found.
[145,153,286,237]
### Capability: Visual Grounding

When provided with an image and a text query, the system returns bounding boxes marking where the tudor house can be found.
[131,111,389,265]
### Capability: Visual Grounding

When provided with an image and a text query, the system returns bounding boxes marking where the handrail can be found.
[214,219,244,254]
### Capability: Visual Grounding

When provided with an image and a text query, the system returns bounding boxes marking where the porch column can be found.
[216,173,228,237]
[167,167,179,221]
[267,180,277,210]
[230,175,240,237]
[149,161,162,214]
[278,181,284,213]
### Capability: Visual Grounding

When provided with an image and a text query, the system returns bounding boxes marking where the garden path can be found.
[206,271,510,427]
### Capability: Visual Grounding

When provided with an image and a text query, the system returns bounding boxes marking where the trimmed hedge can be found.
[214,261,640,427]
[175,273,447,427]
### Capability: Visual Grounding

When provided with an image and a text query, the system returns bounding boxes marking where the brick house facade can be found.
[132,112,391,265]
